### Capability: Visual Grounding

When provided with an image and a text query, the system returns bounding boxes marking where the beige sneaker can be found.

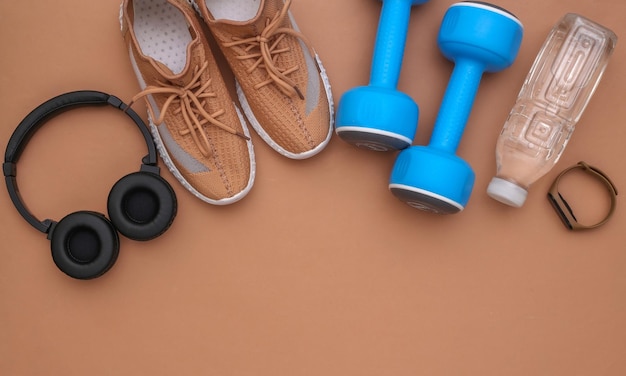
[120,0,255,205]
[192,0,334,159]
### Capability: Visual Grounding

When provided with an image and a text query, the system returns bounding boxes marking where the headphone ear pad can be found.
[50,211,120,280]
[107,171,177,241]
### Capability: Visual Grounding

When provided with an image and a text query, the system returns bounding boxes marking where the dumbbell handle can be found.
[369,0,413,89]
[429,59,484,153]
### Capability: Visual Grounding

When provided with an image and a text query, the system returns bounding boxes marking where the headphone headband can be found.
[3,90,159,234]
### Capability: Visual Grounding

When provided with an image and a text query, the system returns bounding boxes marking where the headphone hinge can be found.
[107,94,124,110]
[3,162,16,177]
[45,220,58,239]
[140,162,160,175]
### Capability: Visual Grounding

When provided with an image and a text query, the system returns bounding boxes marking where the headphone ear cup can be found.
[50,211,120,280]
[107,171,177,241]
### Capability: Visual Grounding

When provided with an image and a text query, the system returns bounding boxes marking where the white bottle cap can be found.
[487,177,528,207]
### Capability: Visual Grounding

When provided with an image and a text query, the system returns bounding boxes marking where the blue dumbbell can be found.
[389,1,523,214]
[335,0,429,151]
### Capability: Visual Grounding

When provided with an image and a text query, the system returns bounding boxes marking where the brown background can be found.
[1,0,625,375]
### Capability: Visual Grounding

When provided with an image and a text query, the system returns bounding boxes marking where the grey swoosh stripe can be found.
[129,42,208,174]
[289,12,320,116]
[158,123,209,174]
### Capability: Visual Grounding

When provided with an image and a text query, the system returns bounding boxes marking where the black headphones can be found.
[3,90,177,280]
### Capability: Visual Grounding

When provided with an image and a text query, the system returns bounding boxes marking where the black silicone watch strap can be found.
[547,161,618,231]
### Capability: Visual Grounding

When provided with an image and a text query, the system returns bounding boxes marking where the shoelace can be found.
[222,0,315,100]
[127,61,249,157]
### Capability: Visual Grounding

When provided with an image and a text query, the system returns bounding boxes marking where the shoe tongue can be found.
[149,40,203,86]
[152,60,177,77]
[212,0,288,35]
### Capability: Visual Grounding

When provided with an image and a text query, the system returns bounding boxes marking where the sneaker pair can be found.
[120,0,334,205]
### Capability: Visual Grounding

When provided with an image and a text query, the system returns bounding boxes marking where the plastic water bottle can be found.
[487,13,617,207]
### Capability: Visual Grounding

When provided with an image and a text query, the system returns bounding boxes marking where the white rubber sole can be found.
[148,106,256,205]
[189,0,335,159]
[122,1,257,205]
[236,52,334,160]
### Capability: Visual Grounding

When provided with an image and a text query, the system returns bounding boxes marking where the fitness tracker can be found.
[547,161,617,231]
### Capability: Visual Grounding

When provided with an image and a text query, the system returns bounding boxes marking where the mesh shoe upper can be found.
[121,0,255,204]
[194,0,334,159]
